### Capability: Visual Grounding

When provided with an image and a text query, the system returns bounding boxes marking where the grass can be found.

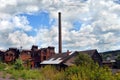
[0,64,64,80]
[0,61,44,80]
[6,68,44,80]
[0,59,120,80]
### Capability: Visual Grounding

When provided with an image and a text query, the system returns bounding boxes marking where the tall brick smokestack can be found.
[58,12,62,54]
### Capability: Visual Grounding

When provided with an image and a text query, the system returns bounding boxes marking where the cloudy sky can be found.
[0,0,120,52]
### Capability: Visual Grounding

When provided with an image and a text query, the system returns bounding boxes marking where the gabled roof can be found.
[40,49,99,65]
[77,49,98,57]
[40,51,75,64]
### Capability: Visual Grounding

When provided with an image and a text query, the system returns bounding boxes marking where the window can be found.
[6,53,8,56]
[43,56,46,60]
[10,54,13,56]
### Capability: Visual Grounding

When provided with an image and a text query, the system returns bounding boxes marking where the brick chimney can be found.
[58,12,62,54]
[67,50,70,55]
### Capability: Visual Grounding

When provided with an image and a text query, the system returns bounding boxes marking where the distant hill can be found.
[100,50,120,60]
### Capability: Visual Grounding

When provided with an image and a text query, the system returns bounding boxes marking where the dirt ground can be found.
[0,72,23,80]
[0,72,12,80]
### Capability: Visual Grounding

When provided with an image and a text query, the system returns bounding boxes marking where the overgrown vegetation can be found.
[13,59,24,70]
[0,54,120,80]
[74,53,94,66]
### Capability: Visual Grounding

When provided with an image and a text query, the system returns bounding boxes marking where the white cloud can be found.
[13,16,32,31]
[0,0,17,8]
[7,31,35,48]
[26,5,39,12]
[37,0,120,52]
[0,0,120,52]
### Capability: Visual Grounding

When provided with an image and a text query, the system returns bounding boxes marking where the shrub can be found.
[0,62,7,71]
[65,53,115,80]
[13,59,24,70]
[74,53,94,66]
[40,65,64,80]
[64,65,115,80]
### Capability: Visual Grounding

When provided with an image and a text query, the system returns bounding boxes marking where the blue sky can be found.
[20,11,57,37]
[23,12,51,28]
[0,0,120,52]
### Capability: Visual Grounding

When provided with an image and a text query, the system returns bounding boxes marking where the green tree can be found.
[74,53,94,66]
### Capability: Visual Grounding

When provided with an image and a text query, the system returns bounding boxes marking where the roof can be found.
[77,49,98,56]
[40,51,75,64]
[40,49,99,65]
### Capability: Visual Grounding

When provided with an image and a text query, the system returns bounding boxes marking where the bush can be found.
[0,54,118,80]
[13,59,24,70]
[64,65,115,80]
[6,67,44,79]
[40,65,64,80]
[74,53,94,66]
[65,53,115,80]
[0,62,7,71]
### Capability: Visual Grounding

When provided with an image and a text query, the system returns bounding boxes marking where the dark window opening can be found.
[43,56,46,60]
[5,54,8,56]
[10,54,13,56]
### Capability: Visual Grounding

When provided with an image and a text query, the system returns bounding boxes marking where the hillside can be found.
[100,50,120,60]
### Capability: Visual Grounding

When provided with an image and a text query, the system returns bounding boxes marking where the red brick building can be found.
[40,47,55,62]
[3,45,55,68]
[4,48,19,64]
[19,45,55,68]
[20,50,34,68]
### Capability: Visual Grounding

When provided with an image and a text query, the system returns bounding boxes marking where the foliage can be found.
[115,55,120,69]
[101,50,120,61]
[116,55,120,61]
[0,55,120,80]
[0,63,118,80]
[102,54,111,60]
[0,62,7,71]
[74,53,94,66]
[13,59,24,70]
[7,69,43,80]
[65,53,115,80]
[40,65,64,80]
[64,63,114,80]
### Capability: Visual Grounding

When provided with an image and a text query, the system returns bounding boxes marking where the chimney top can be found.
[67,50,70,55]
